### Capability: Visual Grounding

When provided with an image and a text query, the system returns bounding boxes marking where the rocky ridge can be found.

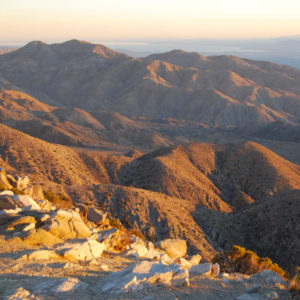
[0,40,300,129]
[0,169,292,299]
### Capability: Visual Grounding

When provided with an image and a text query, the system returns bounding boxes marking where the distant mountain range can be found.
[0,40,299,272]
[0,40,299,129]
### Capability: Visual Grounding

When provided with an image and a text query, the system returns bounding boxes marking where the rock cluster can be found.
[0,169,291,299]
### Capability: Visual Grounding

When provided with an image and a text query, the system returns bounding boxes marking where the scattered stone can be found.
[98,228,119,244]
[125,237,149,258]
[155,239,187,260]
[41,209,91,239]
[7,174,30,190]
[187,254,201,266]
[56,239,105,261]
[222,278,229,284]
[87,207,107,224]
[101,260,185,293]
[211,263,220,277]
[170,269,190,287]
[98,227,130,252]
[175,257,192,269]
[51,278,88,293]
[36,199,52,210]
[4,287,36,300]
[160,253,174,265]
[0,208,22,217]
[31,185,44,200]
[252,270,287,287]
[33,278,87,294]
[101,264,109,271]
[189,263,212,276]
[12,195,41,210]
[8,216,36,226]
[89,259,98,266]
[261,291,279,299]
[0,168,13,190]
[22,250,60,261]
[39,214,50,222]
[246,284,262,294]
[236,293,260,300]
[22,223,35,232]
[0,195,18,210]
[22,228,63,247]
[34,280,58,294]
[0,190,14,196]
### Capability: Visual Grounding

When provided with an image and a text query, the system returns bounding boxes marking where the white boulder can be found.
[12,195,41,210]
[211,263,220,277]
[189,262,212,276]
[56,239,105,261]
[101,260,187,293]
[0,190,14,196]
[155,239,187,260]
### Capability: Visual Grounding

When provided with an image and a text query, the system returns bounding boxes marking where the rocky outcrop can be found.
[0,168,13,190]
[101,260,190,293]
[0,194,40,210]
[41,210,91,239]
[56,239,105,261]
[0,169,292,299]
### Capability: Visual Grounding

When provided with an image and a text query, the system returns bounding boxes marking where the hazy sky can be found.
[1,0,300,43]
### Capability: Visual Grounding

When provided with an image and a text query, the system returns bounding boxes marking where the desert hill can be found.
[119,141,300,210]
[0,124,299,271]
[0,40,299,128]
[0,88,171,149]
[0,39,299,276]
[0,124,131,188]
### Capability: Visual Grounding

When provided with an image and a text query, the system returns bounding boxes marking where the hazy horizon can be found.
[1,0,300,43]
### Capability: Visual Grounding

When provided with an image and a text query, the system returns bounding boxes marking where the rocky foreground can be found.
[0,169,292,299]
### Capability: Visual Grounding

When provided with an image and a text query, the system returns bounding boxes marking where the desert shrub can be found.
[43,190,72,209]
[127,228,145,241]
[0,184,7,191]
[0,185,24,195]
[109,218,124,230]
[10,187,25,195]
[112,232,131,252]
[289,267,300,298]
[213,245,287,278]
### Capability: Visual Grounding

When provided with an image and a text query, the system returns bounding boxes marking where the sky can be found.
[1,0,300,43]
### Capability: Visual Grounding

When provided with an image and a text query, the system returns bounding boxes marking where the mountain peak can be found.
[62,39,92,45]
[145,49,208,67]
[4,39,127,62]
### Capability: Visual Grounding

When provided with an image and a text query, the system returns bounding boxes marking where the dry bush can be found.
[43,190,72,209]
[0,184,25,195]
[109,218,124,230]
[289,267,300,298]
[127,228,145,241]
[0,184,6,191]
[213,245,287,278]
[10,188,25,195]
